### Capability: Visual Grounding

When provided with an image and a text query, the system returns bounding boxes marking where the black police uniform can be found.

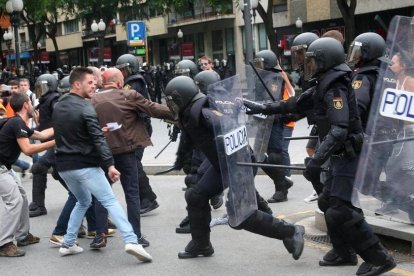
[123,74,158,210]
[29,89,60,216]
[178,96,303,259]
[298,65,390,266]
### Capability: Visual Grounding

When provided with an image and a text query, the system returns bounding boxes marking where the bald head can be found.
[102,68,124,89]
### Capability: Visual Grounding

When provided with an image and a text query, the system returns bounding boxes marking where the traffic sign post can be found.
[126,21,149,61]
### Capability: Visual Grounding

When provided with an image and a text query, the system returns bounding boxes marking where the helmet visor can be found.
[304,54,318,81]
[346,41,362,67]
[251,57,265,70]
[291,45,307,71]
[35,81,49,98]
[174,68,190,77]
[165,95,180,120]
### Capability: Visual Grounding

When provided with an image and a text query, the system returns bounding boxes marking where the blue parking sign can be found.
[127,21,146,46]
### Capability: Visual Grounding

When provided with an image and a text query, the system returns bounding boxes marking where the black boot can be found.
[282,225,305,260]
[256,191,272,215]
[176,216,191,234]
[178,240,214,259]
[319,248,358,266]
[356,256,396,276]
[356,243,396,275]
[268,191,288,203]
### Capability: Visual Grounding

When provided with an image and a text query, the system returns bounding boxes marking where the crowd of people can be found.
[1,21,412,275]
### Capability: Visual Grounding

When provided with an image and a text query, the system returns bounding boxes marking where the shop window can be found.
[212,30,223,52]
[226,28,234,54]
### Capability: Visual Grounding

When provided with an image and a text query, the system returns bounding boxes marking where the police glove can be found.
[243,99,267,115]
[303,157,322,183]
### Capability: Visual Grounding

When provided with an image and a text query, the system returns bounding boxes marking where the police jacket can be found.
[180,96,220,171]
[37,90,60,131]
[91,88,174,155]
[351,64,379,130]
[52,93,114,171]
[125,73,149,99]
[312,64,362,140]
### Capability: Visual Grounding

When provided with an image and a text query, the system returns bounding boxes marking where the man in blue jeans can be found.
[91,67,175,249]
[52,67,152,262]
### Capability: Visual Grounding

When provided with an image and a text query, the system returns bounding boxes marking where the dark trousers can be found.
[95,151,141,237]
[135,148,157,202]
[31,148,55,207]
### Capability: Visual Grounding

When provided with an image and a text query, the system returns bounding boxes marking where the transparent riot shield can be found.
[241,66,283,162]
[353,16,414,223]
[207,75,257,227]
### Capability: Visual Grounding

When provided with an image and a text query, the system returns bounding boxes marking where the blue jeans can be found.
[95,152,141,237]
[268,123,293,177]
[14,159,30,171]
[59,167,137,246]
[52,190,97,235]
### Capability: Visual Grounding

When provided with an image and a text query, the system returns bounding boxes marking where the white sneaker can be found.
[304,192,318,203]
[210,213,229,227]
[125,243,152,262]
[59,244,84,256]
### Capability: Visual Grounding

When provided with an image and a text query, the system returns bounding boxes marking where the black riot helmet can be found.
[174,60,199,78]
[346,32,385,67]
[35,73,58,97]
[304,37,345,80]
[194,70,221,94]
[291,32,319,71]
[164,76,204,118]
[115,54,140,76]
[58,76,70,95]
[253,50,282,71]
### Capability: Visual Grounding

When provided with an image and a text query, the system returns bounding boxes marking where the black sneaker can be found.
[319,248,358,266]
[29,206,47,218]
[210,194,223,209]
[140,199,159,215]
[138,236,150,248]
[90,233,107,249]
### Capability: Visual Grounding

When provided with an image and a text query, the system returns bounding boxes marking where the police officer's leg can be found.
[324,197,395,274]
[320,196,358,266]
[262,151,288,203]
[231,210,305,260]
[135,149,158,214]
[178,164,220,259]
[30,148,55,217]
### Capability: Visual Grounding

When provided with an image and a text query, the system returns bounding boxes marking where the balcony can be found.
[168,0,234,25]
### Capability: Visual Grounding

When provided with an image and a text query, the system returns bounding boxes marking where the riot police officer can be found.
[116,54,159,214]
[253,49,295,203]
[57,76,70,95]
[29,74,60,217]
[164,75,305,260]
[347,33,399,215]
[244,37,396,276]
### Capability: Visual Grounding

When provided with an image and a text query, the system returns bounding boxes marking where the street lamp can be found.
[295,17,303,33]
[91,19,106,66]
[3,30,13,68]
[177,29,183,59]
[6,0,24,74]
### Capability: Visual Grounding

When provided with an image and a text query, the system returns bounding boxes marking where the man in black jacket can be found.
[52,67,152,262]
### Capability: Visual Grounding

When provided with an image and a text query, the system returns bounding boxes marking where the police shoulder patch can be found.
[352,80,362,89]
[124,84,132,90]
[333,97,343,109]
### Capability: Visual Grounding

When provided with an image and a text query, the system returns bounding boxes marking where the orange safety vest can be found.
[282,87,295,128]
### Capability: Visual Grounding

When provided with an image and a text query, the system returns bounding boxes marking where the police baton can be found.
[284,135,318,140]
[154,140,172,159]
[237,162,329,172]
[370,136,414,146]
[154,166,178,176]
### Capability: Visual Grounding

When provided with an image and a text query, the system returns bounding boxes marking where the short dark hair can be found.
[8,80,19,87]
[10,92,29,113]
[69,67,94,86]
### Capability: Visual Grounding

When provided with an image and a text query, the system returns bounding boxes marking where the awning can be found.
[7,51,31,60]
